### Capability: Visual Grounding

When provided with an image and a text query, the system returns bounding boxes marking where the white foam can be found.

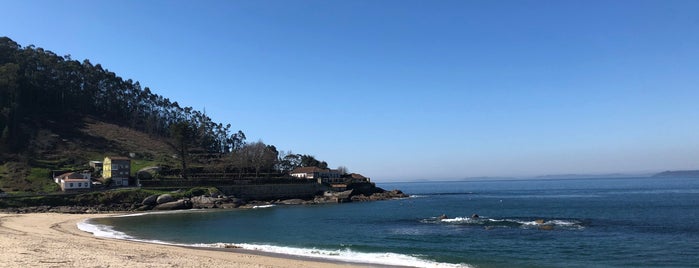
[77,219,134,240]
[409,195,427,198]
[252,204,276,209]
[78,218,470,268]
[227,243,472,268]
[441,217,475,223]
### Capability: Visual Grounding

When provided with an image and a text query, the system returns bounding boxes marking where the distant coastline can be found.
[652,170,699,178]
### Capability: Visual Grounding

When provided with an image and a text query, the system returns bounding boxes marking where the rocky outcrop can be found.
[350,189,407,202]
[154,199,192,210]
[156,194,175,204]
[142,194,159,206]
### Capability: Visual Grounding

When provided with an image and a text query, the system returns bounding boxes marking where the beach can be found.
[0,213,361,268]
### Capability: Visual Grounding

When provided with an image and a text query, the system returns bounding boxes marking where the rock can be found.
[136,170,153,180]
[191,196,218,209]
[535,219,545,224]
[154,200,192,210]
[438,214,448,220]
[208,188,223,197]
[219,203,238,209]
[156,194,175,204]
[471,214,479,219]
[539,225,554,231]
[279,199,306,205]
[142,194,159,206]
[136,205,152,211]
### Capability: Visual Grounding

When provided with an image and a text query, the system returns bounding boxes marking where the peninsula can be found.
[0,36,406,213]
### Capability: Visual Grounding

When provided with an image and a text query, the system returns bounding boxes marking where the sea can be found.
[79,177,699,268]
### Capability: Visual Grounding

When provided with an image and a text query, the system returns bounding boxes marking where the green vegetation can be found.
[130,159,157,175]
[27,168,59,193]
[0,36,339,195]
[0,186,223,209]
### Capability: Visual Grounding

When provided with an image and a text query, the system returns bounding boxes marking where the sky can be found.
[2,0,699,181]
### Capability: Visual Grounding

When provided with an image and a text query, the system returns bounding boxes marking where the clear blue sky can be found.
[3,0,698,181]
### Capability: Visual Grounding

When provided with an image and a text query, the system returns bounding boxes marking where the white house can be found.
[55,172,91,191]
[290,167,342,183]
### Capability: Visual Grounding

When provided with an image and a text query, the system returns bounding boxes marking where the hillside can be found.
[0,36,339,194]
[0,116,177,193]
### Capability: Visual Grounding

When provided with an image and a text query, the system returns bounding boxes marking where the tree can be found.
[337,166,348,175]
[170,120,195,179]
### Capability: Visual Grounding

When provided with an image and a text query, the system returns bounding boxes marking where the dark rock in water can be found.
[156,194,175,204]
[471,214,479,219]
[438,214,448,220]
[142,194,159,206]
[539,225,554,230]
[154,200,192,210]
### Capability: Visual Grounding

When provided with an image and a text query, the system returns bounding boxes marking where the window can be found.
[69,183,74,187]
[78,183,82,187]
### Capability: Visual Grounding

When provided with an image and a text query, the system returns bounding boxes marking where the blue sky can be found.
[3,0,698,181]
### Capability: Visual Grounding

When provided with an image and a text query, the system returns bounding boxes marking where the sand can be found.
[0,213,363,268]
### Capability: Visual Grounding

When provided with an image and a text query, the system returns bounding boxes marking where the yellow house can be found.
[103,156,131,186]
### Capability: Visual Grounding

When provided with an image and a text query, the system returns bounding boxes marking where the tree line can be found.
[0,37,339,178]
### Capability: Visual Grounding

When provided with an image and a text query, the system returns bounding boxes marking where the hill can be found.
[652,170,699,178]
[0,115,177,193]
[0,36,338,194]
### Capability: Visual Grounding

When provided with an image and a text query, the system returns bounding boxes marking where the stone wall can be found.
[218,183,329,200]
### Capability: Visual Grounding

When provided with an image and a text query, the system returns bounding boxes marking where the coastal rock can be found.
[279,199,306,205]
[142,194,159,206]
[154,200,192,210]
[191,196,218,209]
[156,194,175,204]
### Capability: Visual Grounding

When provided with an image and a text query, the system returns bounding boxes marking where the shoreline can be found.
[0,212,396,267]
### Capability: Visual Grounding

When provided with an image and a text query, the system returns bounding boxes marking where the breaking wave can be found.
[78,217,470,268]
[422,216,585,230]
[251,204,276,209]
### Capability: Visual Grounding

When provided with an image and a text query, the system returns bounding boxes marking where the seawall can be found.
[218,183,329,200]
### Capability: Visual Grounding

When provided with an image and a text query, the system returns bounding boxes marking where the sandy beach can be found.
[0,213,362,268]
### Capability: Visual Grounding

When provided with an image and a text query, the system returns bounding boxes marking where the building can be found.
[55,172,91,191]
[103,156,131,186]
[89,161,103,170]
[290,167,342,183]
[349,173,370,182]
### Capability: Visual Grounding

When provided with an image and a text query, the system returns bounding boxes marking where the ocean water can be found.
[81,177,699,267]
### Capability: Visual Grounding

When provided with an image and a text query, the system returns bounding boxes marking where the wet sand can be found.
[0,213,365,267]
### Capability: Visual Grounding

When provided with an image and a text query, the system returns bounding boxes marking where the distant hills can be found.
[652,170,699,178]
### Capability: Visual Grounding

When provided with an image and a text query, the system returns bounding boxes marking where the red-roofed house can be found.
[55,172,91,191]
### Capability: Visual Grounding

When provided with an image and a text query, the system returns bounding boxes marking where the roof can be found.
[56,172,89,180]
[63,178,90,182]
[350,173,367,179]
[290,167,329,174]
[105,156,130,161]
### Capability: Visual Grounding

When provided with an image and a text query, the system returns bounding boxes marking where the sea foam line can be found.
[78,218,471,268]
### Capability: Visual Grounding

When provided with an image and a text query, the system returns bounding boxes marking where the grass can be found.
[130,159,158,176]
[27,168,59,193]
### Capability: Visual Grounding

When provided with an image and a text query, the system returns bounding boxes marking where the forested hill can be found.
[0,36,333,193]
[0,36,243,154]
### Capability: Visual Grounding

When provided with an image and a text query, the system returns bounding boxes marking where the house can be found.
[89,161,103,170]
[103,156,131,186]
[290,167,342,183]
[55,172,91,191]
